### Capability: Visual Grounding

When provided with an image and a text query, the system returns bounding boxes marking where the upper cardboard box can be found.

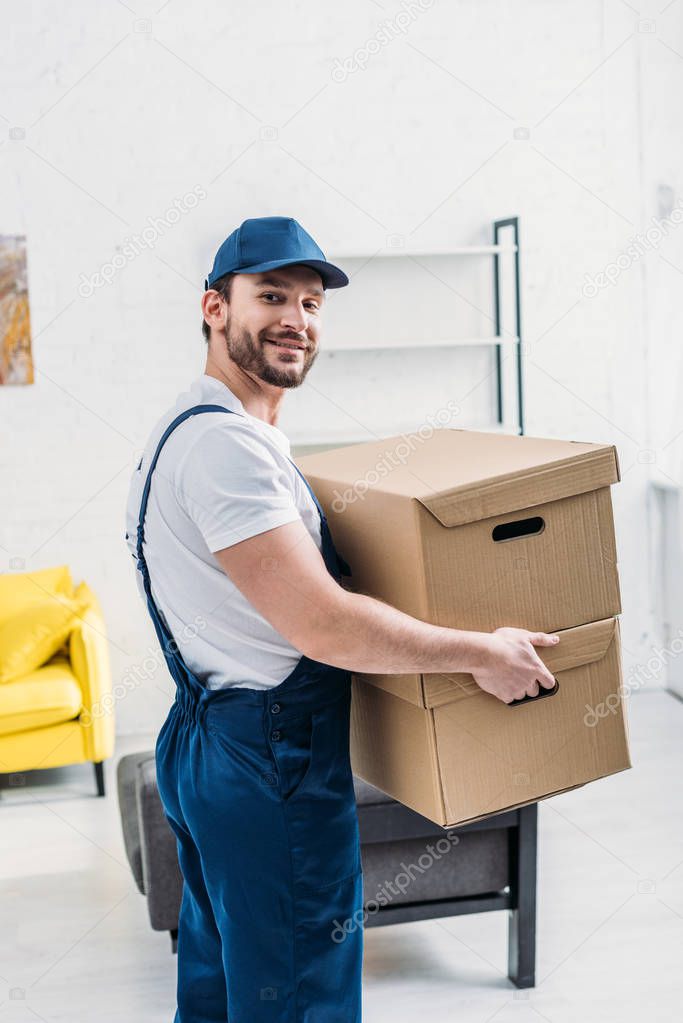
[296,428,622,639]
[297,429,620,526]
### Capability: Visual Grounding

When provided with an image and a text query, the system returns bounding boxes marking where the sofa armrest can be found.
[137,757,183,932]
[69,591,115,761]
[69,593,112,712]
[116,752,155,893]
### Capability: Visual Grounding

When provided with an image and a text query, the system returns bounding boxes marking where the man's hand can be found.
[470,628,560,704]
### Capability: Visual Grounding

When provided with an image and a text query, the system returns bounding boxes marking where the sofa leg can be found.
[507,802,537,988]
[170,929,178,954]
[93,761,105,797]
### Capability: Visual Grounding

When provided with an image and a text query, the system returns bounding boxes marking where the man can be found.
[125,215,559,1023]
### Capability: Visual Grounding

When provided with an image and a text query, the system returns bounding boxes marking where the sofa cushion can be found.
[0,657,83,735]
[0,593,88,684]
[0,565,74,623]
[361,829,510,907]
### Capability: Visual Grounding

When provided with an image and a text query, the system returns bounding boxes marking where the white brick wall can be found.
[1,0,681,734]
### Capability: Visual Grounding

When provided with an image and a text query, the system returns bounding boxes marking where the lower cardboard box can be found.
[350,616,632,828]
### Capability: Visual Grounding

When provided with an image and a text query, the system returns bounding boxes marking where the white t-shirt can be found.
[124,373,322,690]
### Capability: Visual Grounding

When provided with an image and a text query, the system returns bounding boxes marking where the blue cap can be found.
[204,216,349,291]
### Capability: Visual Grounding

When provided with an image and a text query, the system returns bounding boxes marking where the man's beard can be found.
[223,315,318,389]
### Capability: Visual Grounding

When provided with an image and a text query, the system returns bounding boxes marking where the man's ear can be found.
[202,289,223,325]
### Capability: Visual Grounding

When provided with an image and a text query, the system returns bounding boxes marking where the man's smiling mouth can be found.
[264,338,306,352]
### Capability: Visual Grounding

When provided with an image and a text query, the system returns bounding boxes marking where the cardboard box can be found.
[350,617,630,827]
[296,429,631,827]
[296,429,622,640]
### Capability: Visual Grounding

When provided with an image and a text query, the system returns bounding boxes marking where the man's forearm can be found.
[308,589,490,676]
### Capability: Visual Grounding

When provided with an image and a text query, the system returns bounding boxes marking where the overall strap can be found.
[288,459,327,521]
[136,404,239,572]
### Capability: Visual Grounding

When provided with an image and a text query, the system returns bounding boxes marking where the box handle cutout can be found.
[492,516,545,542]
[508,678,559,707]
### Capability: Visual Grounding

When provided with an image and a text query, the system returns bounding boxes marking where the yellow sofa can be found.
[0,565,115,795]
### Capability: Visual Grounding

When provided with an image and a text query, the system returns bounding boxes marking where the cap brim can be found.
[214,257,349,290]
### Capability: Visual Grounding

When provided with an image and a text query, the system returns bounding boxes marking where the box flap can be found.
[423,617,618,709]
[296,429,620,529]
[353,672,425,706]
[419,445,620,528]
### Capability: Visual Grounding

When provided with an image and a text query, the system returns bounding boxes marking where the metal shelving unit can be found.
[290,216,524,453]
[493,216,524,435]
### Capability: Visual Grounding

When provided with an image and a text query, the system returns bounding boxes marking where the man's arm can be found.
[212,519,560,705]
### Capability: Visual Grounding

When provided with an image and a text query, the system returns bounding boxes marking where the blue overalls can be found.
[134,404,364,1023]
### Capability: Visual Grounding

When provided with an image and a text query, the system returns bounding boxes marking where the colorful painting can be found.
[0,235,33,385]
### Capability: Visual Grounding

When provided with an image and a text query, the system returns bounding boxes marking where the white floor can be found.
[1,689,681,1023]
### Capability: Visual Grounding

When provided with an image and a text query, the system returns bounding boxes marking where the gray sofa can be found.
[117,751,538,987]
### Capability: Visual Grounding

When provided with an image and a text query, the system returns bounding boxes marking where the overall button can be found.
[271,730,282,742]
[271,703,281,715]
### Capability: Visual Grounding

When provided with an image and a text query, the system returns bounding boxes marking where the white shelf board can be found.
[289,421,521,452]
[322,335,519,353]
[330,245,517,259]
